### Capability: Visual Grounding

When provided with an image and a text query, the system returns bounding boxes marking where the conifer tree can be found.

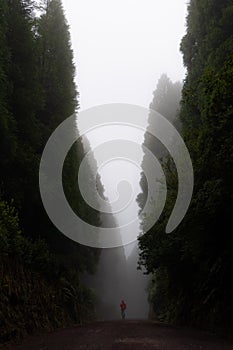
[138,0,233,332]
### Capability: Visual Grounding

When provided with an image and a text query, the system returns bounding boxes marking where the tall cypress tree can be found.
[0,0,43,224]
[138,0,233,333]
[37,0,77,131]
[137,74,182,218]
[0,0,16,185]
[0,0,107,340]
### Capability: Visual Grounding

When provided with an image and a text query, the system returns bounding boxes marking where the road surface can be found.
[4,320,233,349]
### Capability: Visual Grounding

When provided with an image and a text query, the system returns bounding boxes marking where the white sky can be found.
[62,0,187,110]
[61,0,188,251]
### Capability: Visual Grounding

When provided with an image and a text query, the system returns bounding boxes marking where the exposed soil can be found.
[4,320,233,350]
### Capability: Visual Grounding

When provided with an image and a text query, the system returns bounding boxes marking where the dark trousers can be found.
[121,309,125,319]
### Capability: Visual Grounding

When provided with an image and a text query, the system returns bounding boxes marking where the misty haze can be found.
[1,0,233,349]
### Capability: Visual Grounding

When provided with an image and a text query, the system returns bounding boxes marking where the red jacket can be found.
[120,301,126,310]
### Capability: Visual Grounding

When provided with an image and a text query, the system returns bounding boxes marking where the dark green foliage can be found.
[0,0,17,190]
[37,0,77,129]
[0,0,102,342]
[0,199,95,343]
[138,0,233,335]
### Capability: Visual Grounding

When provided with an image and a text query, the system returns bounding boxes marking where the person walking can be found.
[120,300,126,320]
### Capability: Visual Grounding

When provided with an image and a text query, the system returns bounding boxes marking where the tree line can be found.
[0,0,103,342]
[138,0,233,334]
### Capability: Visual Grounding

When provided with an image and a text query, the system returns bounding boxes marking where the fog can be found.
[62,0,187,109]
[84,243,150,320]
[62,0,187,320]
[82,136,149,320]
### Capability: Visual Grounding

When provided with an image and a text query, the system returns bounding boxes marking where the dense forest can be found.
[0,0,103,342]
[1,0,233,345]
[138,0,233,335]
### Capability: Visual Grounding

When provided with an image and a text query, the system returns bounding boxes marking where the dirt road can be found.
[5,320,233,350]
